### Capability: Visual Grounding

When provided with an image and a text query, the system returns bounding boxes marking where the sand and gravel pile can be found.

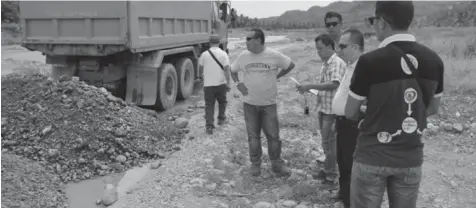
[1,73,185,183]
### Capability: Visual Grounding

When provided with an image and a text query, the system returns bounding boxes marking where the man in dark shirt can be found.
[344,1,444,208]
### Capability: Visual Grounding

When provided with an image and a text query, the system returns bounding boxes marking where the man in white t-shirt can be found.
[198,35,231,134]
[231,28,296,177]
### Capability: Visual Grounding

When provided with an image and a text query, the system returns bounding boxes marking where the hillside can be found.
[260,1,475,27]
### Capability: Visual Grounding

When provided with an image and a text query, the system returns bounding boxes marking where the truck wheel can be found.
[175,57,195,100]
[156,63,178,110]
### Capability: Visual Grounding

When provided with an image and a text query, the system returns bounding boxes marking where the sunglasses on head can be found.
[325,22,340,28]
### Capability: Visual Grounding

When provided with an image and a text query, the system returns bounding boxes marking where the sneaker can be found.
[319,179,339,191]
[250,164,261,177]
[217,118,227,126]
[271,163,291,177]
[312,170,327,180]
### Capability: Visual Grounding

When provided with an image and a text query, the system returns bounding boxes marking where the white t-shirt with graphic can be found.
[231,47,291,106]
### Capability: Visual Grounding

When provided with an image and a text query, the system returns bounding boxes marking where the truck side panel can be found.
[19,1,128,45]
[128,1,212,53]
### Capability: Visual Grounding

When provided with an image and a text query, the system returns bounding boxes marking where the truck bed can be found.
[19,1,213,55]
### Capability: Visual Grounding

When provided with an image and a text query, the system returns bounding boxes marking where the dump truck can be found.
[18,0,230,110]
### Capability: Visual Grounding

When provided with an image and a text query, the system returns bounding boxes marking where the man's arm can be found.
[303,81,340,91]
[275,51,295,79]
[277,62,296,79]
[345,57,371,121]
[345,94,365,121]
[224,66,231,84]
[230,53,242,83]
[197,55,204,78]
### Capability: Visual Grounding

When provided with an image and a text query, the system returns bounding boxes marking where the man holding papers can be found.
[297,33,346,189]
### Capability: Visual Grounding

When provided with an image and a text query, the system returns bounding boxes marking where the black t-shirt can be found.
[349,39,444,168]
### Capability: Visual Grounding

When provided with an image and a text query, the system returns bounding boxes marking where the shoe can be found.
[206,127,213,134]
[217,118,227,126]
[312,170,327,180]
[250,164,261,177]
[271,162,291,177]
[319,179,339,191]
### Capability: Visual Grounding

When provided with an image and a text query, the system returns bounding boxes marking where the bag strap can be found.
[207,49,224,71]
[387,43,431,107]
[386,43,418,78]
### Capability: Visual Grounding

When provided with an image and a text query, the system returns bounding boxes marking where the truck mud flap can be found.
[125,64,158,106]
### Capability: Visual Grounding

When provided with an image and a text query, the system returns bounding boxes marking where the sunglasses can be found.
[365,16,382,26]
[325,22,340,28]
[338,43,350,50]
[246,37,256,41]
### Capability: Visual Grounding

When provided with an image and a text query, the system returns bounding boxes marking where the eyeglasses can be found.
[325,22,340,28]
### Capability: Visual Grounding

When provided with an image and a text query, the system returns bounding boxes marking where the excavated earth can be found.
[1,73,186,183]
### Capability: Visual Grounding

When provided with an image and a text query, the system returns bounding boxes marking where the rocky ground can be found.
[2,30,476,208]
[107,39,476,208]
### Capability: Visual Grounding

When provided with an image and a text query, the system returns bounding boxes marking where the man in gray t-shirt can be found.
[231,28,296,177]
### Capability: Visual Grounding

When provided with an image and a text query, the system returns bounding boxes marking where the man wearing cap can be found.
[198,35,231,134]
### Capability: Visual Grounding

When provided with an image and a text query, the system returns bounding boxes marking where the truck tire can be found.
[175,57,195,100]
[156,63,178,110]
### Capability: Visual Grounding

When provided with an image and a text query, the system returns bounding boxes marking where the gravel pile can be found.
[1,73,185,183]
[1,153,68,208]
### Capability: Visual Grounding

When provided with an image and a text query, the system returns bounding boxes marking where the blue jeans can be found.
[351,161,422,208]
[318,112,338,181]
[243,103,283,165]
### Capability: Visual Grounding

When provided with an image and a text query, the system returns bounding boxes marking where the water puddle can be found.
[65,172,125,208]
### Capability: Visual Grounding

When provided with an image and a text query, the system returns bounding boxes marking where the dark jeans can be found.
[204,84,227,128]
[243,103,283,165]
[318,112,338,181]
[336,116,359,206]
[351,161,422,208]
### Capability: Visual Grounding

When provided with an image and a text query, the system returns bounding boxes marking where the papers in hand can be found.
[290,77,319,96]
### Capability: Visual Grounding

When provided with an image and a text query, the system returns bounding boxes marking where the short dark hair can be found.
[324,11,343,23]
[314,33,335,50]
[250,28,265,44]
[375,1,414,30]
[343,29,364,51]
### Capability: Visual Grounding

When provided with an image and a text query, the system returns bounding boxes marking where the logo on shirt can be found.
[401,54,418,75]
[377,87,422,144]
[244,63,272,73]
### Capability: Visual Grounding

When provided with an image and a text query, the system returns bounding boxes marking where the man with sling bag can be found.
[345,1,444,207]
[198,35,232,134]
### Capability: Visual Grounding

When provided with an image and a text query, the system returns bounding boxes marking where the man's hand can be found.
[225,83,231,92]
[296,84,310,94]
[236,82,248,96]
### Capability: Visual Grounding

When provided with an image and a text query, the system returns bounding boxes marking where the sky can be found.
[230,0,349,18]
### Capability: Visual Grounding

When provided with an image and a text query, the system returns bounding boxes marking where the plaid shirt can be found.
[316,53,346,114]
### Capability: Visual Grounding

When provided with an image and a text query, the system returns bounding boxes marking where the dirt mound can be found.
[1,153,68,208]
[1,73,185,183]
